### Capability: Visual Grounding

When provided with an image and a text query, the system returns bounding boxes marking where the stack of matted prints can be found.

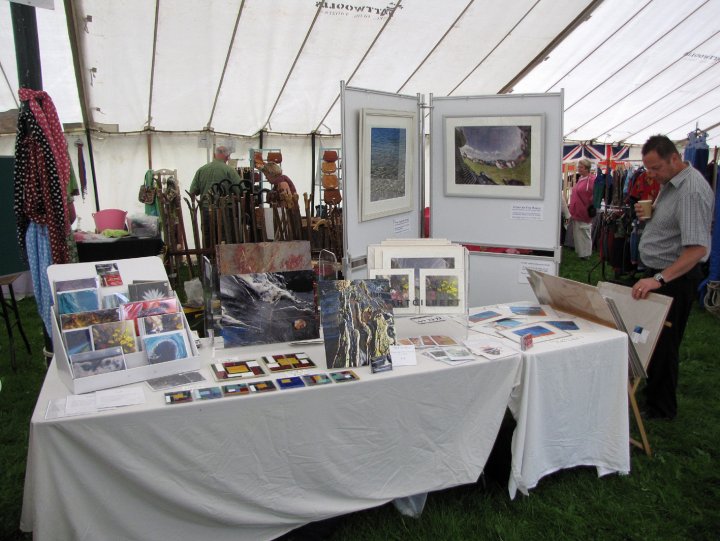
[367,238,468,316]
[48,257,199,393]
[215,241,320,348]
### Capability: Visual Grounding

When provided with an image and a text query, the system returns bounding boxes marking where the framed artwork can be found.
[444,114,544,199]
[419,268,465,315]
[368,268,415,315]
[359,108,416,221]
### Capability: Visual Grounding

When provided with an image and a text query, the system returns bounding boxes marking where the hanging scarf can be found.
[76,140,87,199]
[14,106,70,265]
[18,88,70,189]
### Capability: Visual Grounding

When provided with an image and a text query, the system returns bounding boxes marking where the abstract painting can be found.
[142,331,190,364]
[219,270,319,347]
[318,279,395,369]
[216,241,312,275]
[445,115,543,199]
[359,108,416,221]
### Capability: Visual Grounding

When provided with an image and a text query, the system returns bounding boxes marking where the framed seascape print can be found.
[359,108,416,222]
[444,114,544,199]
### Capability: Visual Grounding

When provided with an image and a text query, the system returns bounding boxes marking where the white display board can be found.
[468,252,558,307]
[341,85,424,279]
[429,93,563,250]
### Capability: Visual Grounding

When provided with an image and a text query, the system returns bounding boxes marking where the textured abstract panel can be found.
[318,280,395,369]
[217,241,312,275]
[219,270,319,347]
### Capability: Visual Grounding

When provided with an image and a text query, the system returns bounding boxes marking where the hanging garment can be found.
[14,106,70,264]
[26,222,55,335]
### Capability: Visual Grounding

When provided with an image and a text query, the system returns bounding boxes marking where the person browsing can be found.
[631,134,714,420]
[189,145,242,197]
[568,158,596,260]
[262,162,297,199]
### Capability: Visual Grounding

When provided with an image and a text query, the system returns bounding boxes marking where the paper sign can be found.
[65,394,98,415]
[518,261,555,283]
[389,344,417,366]
[511,203,543,221]
[96,386,146,409]
[393,216,411,234]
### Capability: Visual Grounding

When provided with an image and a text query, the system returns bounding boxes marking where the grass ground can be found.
[1,248,718,540]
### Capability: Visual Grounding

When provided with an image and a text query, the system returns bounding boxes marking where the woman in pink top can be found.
[568,158,596,259]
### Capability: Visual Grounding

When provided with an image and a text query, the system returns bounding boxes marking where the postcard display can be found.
[428,92,564,306]
[48,256,201,394]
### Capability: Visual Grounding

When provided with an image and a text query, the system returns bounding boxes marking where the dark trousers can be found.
[644,266,701,417]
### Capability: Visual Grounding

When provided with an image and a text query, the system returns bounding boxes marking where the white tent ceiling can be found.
[2,0,718,146]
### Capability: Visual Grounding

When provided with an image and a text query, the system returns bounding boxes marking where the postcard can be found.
[192,386,223,400]
[463,337,519,360]
[302,373,333,386]
[142,331,189,364]
[54,277,98,293]
[277,376,306,390]
[211,359,265,380]
[139,313,185,336]
[222,383,251,396]
[248,380,277,393]
[499,323,569,344]
[430,335,459,346]
[57,289,100,315]
[70,346,126,379]
[468,309,507,324]
[102,291,130,309]
[100,273,123,287]
[262,352,316,373]
[329,370,360,383]
[371,354,392,373]
[63,328,93,355]
[61,307,121,330]
[128,280,171,302]
[164,390,193,404]
[546,320,580,331]
[145,371,205,391]
[95,262,119,275]
[121,297,180,322]
[91,320,137,354]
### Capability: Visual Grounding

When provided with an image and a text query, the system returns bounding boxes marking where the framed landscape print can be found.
[444,114,544,199]
[359,108,416,221]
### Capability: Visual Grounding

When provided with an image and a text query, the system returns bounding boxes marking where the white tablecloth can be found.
[21,330,521,541]
[503,319,630,498]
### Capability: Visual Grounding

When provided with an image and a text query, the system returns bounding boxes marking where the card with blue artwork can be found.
[57,289,100,315]
[499,323,568,344]
[142,331,190,364]
[277,376,305,390]
[547,320,580,331]
[63,328,93,355]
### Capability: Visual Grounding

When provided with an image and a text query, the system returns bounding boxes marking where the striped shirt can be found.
[639,164,714,270]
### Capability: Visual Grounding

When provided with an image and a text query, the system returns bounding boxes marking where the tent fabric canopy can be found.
[3,0,717,146]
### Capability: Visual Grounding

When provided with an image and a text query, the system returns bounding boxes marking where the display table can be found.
[77,236,164,262]
[497,315,631,498]
[21,326,522,541]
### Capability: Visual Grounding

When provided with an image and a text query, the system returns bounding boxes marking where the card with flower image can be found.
[128,280,171,302]
[141,331,190,364]
[91,320,137,353]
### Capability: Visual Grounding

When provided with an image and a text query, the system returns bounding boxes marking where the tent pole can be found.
[64,0,100,211]
[11,3,43,90]
[310,132,316,217]
[147,130,153,170]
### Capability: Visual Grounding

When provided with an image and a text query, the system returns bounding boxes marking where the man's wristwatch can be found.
[653,273,666,285]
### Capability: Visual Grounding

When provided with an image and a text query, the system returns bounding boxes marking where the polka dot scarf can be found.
[14,93,70,265]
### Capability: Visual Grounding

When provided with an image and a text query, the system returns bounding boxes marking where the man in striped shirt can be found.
[630,135,714,420]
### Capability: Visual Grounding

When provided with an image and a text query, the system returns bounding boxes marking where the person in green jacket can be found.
[189,145,242,197]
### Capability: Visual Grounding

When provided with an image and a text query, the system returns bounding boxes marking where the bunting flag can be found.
[562,143,630,165]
